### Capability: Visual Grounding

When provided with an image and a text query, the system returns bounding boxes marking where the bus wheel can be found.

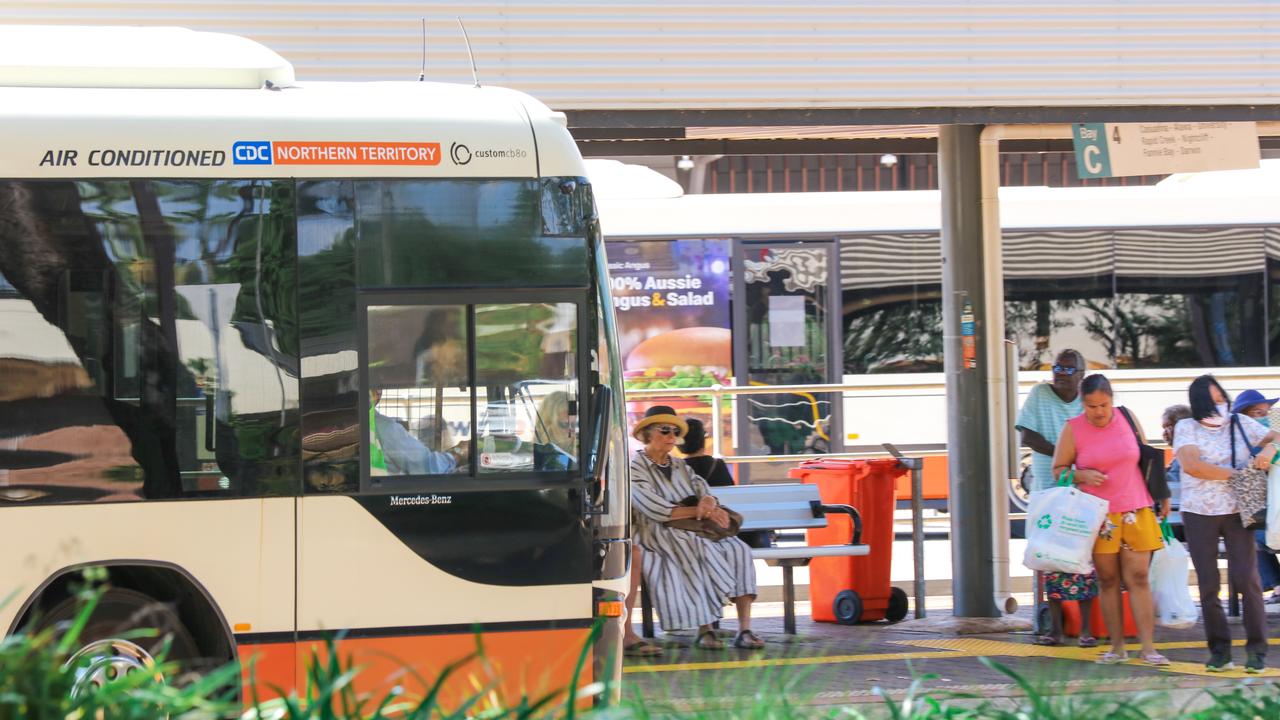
[40,588,200,700]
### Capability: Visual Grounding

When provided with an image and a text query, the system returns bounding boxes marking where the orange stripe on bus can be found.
[237,628,592,711]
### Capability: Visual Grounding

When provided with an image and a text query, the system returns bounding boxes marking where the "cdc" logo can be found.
[232,141,273,165]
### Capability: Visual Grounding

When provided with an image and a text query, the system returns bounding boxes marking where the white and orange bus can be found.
[0,25,630,707]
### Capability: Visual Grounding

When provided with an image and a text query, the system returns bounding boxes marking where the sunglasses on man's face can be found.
[1052,364,1078,376]
[654,425,683,437]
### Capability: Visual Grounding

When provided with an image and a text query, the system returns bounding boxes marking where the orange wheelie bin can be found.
[788,458,908,624]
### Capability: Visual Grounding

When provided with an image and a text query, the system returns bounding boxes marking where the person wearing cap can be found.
[1234,389,1280,603]
[629,405,764,650]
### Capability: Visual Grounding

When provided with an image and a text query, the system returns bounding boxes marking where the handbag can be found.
[1117,406,1170,502]
[664,495,743,541]
[1228,414,1267,531]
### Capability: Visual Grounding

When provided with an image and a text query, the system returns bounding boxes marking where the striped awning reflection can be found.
[840,226,1278,291]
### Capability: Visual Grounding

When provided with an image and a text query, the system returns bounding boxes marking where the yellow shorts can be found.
[1094,506,1164,555]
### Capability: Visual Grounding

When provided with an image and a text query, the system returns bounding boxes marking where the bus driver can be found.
[369,390,467,475]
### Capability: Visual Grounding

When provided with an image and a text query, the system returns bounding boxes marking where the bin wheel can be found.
[885,587,909,623]
[833,589,863,625]
[1034,605,1052,636]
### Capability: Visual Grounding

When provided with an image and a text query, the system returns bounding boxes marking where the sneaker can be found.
[1245,653,1266,674]
[1206,652,1235,672]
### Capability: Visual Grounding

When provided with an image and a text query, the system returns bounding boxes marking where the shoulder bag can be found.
[1118,406,1170,503]
[664,495,743,542]
[1228,414,1267,531]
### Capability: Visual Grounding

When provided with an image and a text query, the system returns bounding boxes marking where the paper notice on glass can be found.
[768,295,806,347]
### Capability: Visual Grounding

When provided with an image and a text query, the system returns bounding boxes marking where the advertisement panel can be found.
[605,239,732,431]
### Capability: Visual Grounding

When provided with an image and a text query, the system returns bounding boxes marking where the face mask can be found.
[1256,416,1272,429]
[1201,403,1229,427]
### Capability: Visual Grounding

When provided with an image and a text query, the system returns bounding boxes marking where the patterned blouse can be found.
[1172,414,1269,516]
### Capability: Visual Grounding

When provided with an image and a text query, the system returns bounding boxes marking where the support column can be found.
[938,125,999,618]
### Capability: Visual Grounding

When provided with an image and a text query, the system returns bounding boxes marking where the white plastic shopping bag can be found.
[1022,475,1110,575]
[1266,464,1280,551]
[1150,521,1198,629]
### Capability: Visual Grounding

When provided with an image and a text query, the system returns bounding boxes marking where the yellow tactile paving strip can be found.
[898,637,1280,678]
[623,649,970,674]
[624,636,1280,678]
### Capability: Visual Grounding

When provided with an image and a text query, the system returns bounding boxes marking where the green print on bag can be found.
[1057,515,1096,537]
[1037,514,1053,530]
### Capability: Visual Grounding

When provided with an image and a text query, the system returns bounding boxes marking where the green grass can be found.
[6,579,1280,719]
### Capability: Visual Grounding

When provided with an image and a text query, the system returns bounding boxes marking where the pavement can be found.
[620,598,1280,714]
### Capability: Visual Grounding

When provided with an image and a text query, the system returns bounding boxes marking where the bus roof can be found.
[593,160,1280,236]
[0,25,294,89]
[0,26,585,180]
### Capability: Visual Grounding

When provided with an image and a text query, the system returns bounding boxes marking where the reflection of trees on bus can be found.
[0,179,299,502]
[843,299,943,374]
[841,225,1278,374]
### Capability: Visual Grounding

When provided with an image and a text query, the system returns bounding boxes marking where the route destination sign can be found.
[1072,121,1259,180]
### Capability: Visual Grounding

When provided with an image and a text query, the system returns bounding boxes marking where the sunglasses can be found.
[1052,364,1078,376]
[654,425,683,437]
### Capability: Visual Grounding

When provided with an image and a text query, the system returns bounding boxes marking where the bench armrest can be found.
[811,501,862,545]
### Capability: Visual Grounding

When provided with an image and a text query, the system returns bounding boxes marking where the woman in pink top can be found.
[1053,374,1168,666]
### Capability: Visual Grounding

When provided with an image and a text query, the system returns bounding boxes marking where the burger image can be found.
[624,326,731,411]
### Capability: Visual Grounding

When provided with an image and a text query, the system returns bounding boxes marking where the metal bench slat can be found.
[715,484,831,532]
[753,545,869,560]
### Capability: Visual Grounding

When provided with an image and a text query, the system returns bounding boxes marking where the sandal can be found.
[1078,636,1098,648]
[1032,635,1062,647]
[1142,652,1170,667]
[695,629,724,650]
[733,629,765,650]
[1095,650,1129,665]
[623,639,663,657]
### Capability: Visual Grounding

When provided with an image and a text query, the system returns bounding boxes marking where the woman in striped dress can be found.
[629,405,763,650]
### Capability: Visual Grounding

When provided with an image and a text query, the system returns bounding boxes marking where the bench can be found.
[640,483,869,635]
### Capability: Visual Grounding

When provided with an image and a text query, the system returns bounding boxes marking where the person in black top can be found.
[680,418,734,487]
[680,417,772,548]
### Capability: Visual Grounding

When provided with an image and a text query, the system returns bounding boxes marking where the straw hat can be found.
[631,405,688,440]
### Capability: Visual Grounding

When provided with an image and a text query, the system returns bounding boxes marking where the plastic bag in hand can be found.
[1267,464,1280,551]
[1150,521,1197,629]
[1022,475,1110,575]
